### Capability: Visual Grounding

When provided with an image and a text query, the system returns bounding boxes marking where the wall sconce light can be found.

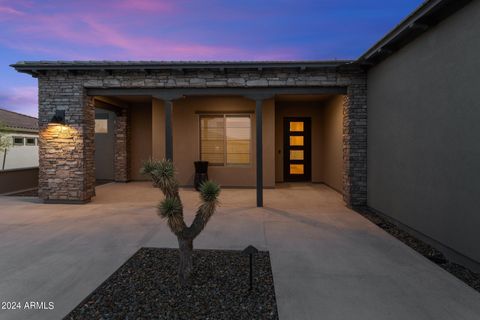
[50,110,65,125]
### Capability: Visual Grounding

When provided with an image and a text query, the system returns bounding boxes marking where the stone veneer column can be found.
[114,108,129,182]
[343,78,368,207]
[38,81,95,203]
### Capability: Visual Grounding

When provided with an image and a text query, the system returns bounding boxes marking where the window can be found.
[200,114,251,166]
[95,119,108,133]
[25,137,36,146]
[13,137,24,146]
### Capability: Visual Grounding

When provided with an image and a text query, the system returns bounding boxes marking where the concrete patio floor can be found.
[0,182,479,320]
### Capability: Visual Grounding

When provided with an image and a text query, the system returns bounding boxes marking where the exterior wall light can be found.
[50,110,65,125]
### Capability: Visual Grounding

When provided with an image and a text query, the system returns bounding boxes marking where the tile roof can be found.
[0,109,38,132]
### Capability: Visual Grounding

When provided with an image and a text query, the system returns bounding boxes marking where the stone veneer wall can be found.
[37,67,367,204]
[344,77,368,207]
[114,108,129,182]
[38,86,95,203]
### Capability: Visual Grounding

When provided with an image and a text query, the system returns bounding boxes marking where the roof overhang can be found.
[359,0,473,66]
[10,60,356,77]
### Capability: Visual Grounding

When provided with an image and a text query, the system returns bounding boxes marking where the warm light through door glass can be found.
[290,150,304,160]
[290,164,304,175]
[95,119,108,133]
[290,136,304,146]
[290,122,304,132]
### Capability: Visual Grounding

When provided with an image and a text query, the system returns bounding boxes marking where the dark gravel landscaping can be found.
[64,247,278,320]
[355,207,480,293]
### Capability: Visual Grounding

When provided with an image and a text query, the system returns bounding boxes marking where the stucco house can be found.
[11,0,480,269]
[0,108,39,170]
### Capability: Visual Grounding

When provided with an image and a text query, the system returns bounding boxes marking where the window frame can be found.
[25,137,36,146]
[13,136,24,146]
[199,113,253,168]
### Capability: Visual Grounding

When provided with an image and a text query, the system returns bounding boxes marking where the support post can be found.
[165,100,173,161]
[245,94,271,208]
[255,99,263,207]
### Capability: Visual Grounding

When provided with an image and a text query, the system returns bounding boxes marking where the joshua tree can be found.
[141,159,220,285]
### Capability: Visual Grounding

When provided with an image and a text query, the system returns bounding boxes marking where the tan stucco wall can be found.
[150,96,276,187]
[133,96,343,189]
[320,96,344,192]
[274,97,344,190]
[129,104,152,180]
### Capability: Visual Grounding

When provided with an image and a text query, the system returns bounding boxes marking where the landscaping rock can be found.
[64,248,278,320]
[355,207,480,294]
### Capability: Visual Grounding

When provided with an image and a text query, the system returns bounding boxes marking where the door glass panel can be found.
[290,164,304,175]
[95,119,108,133]
[290,122,304,132]
[290,136,304,146]
[290,150,304,160]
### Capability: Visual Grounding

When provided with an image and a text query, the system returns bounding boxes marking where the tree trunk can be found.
[178,237,193,285]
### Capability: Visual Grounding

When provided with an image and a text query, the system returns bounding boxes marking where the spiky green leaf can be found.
[199,181,220,202]
[158,197,182,219]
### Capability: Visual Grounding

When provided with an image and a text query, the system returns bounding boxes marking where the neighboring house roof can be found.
[358,0,473,65]
[9,0,473,75]
[0,109,38,133]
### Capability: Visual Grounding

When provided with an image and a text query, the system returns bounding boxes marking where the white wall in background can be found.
[0,133,39,170]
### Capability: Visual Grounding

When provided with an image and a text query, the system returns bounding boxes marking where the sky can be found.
[0,0,422,117]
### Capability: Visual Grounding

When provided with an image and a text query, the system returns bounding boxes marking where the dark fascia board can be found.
[88,86,348,98]
[358,0,473,66]
[10,60,356,76]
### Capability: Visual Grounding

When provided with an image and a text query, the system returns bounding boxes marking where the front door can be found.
[283,117,311,182]
[94,109,116,181]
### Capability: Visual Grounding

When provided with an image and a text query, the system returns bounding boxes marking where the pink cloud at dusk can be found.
[0,86,37,117]
[0,5,23,15]
[1,1,300,60]
[116,0,175,12]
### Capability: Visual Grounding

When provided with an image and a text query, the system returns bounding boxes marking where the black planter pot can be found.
[194,161,209,173]
[194,161,209,191]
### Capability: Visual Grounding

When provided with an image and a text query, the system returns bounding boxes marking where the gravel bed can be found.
[355,207,480,293]
[65,248,278,320]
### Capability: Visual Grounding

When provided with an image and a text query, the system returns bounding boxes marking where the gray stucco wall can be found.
[367,1,480,263]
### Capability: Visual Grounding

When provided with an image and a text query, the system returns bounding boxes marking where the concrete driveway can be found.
[0,182,479,320]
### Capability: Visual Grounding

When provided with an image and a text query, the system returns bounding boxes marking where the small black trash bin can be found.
[194,161,209,191]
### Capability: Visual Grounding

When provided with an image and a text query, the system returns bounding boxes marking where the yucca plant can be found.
[141,159,220,285]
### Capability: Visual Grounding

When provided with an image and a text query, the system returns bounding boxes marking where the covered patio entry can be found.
[91,89,348,207]
[13,61,367,207]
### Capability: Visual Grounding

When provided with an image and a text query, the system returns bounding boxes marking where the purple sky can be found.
[0,0,421,117]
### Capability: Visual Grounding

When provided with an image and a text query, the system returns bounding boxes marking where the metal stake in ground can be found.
[242,245,259,291]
